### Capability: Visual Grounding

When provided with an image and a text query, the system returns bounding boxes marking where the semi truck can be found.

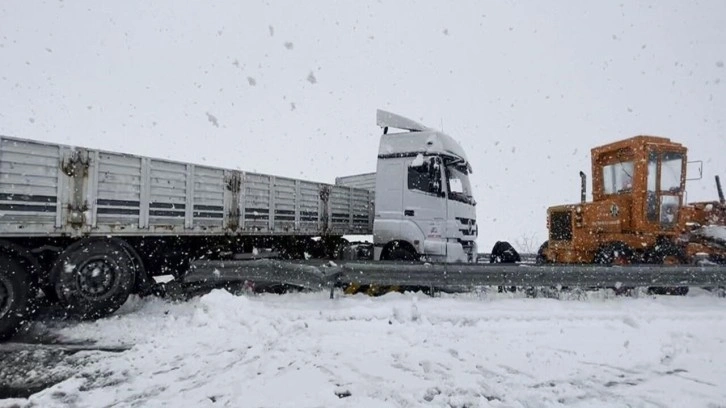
[0,109,478,339]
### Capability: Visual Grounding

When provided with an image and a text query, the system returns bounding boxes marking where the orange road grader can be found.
[538,136,726,267]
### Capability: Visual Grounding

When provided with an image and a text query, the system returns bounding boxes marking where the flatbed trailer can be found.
[0,135,374,339]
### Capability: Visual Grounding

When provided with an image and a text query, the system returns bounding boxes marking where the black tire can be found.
[382,242,417,261]
[387,247,416,261]
[490,241,521,292]
[50,238,136,319]
[116,239,149,294]
[318,236,349,260]
[0,255,30,340]
[649,286,689,296]
[41,281,60,303]
[647,239,687,264]
[490,241,521,263]
[536,241,549,264]
[333,238,350,260]
[594,242,635,265]
[594,242,635,295]
[646,239,689,296]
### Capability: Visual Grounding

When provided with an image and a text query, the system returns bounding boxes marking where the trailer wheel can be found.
[50,239,136,319]
[0,255,30,340]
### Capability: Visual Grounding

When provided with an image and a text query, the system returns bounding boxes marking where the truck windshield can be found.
[446,164,474,205]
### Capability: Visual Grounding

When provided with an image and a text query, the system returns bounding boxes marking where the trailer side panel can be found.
[0,136,373,237]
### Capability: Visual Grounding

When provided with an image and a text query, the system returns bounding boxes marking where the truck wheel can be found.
[387,247,416,261]
[0,255,29,340]
[382,242,417,261]
[50,239,136,319]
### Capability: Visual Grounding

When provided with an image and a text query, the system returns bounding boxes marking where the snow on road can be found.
[4,290,726,407]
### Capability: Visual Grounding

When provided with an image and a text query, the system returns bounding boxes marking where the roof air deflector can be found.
[376,109,429,132]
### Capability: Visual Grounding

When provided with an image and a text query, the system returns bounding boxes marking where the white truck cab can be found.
[373,110,477,263]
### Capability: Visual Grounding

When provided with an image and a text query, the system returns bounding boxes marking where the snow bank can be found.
[410,153,425,167]
[8,291,726,407]
[697,225,726,242]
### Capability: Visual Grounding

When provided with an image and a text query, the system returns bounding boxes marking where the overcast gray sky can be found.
[1,1,724,252]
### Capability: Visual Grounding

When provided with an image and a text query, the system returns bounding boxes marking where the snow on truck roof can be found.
[376,109,470,167]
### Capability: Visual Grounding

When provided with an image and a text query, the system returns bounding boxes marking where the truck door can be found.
[403,156,447,256]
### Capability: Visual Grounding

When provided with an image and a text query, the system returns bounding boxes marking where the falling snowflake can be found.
[206,112,219,127]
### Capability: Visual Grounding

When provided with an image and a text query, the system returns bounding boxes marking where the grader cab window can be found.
[661,152,684,193]
[646,151,684,224]
[602,161,634,195]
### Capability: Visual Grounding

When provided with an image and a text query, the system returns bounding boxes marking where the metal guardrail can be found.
[477,253,537,264]
[337,262,726,288]
[188,259,726,293]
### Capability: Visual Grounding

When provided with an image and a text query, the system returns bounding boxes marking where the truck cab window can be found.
[408,159,441,195]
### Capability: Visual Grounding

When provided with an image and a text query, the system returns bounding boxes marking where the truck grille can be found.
[549,211,573,241]
[456,217,477,236]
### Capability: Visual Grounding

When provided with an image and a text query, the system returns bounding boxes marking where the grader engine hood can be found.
[547,196,632,242]
[582,197,633,234]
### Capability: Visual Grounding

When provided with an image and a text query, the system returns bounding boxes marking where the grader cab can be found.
[539,136,726,265]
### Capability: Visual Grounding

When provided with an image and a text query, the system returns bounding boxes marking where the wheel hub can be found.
[76,258,117,298]
[0,275,12,317]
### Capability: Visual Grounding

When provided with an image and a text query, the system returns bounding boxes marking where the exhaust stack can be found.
[579,171,587,203]
[717,175,725,205]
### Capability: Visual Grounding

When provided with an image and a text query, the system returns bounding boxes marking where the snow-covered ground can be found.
[3,290,726,408]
